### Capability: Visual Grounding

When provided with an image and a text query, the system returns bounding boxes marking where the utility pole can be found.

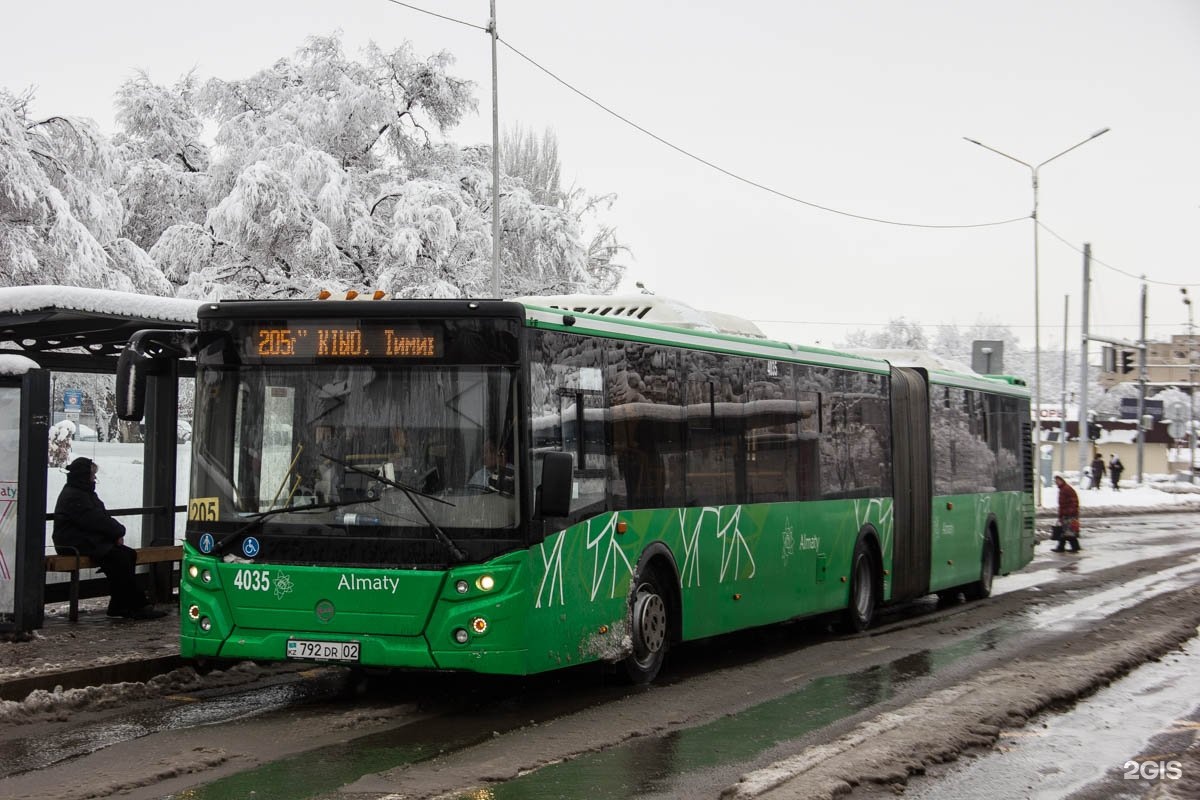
[1078,244,1091,483]
[1185,288,1197,483]
[489,0,501,298]
[1136,279,1147,483]
[1060,295,1069,471]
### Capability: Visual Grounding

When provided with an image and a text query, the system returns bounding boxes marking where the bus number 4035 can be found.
[233,570,270,591]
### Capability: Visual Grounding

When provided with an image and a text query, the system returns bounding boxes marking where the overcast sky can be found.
[3,0,1198,351]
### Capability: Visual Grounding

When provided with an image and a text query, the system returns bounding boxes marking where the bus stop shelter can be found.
[0,286,201,632]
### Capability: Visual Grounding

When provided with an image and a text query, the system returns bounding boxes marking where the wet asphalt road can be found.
[1,511,1197,800]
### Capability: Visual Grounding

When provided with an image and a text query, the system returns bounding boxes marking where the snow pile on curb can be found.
[0,661,266,724]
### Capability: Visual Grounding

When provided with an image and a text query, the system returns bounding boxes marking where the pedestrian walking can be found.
[1109,454,1124,490]
[52,457,166,620]
[1090,453,1106,491]
[1052,473,1081,553]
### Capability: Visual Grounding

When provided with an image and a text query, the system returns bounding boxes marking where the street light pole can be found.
[1184,288,1196,483]
[488,0,501,298]
[964,128,1110,498]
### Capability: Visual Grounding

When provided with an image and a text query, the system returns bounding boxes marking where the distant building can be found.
[1097,333,1199,392]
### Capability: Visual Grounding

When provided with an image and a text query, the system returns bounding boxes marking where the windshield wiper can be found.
[321,453,467,563]
[214,498,379,556]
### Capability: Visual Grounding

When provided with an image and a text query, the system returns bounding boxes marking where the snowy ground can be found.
[1037,474,1200,516]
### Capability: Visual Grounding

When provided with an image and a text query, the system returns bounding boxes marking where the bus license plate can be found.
[286,640,360,662]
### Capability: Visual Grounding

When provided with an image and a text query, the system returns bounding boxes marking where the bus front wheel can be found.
[841,540,877,633]
[623,569,670,684]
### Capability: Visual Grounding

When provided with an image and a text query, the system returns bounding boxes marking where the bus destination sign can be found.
[248,324,443,360]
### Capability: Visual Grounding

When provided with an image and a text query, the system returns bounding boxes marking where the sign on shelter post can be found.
[0,367,50,634]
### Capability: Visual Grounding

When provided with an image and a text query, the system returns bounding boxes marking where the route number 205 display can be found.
[286,640,360,662]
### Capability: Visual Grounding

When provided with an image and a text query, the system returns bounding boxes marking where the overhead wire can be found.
[380,2,1195,288]
[373,0,1027,230]
[497,37,1028,230]
[1038,221,1197,288]
[380,0,486,31]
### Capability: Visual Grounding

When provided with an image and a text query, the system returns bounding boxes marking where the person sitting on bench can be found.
[52,457,166,620]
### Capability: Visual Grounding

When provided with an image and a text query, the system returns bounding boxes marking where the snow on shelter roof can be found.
[0,285,201,324]
[515,293,766,338]
[0,285,202,367]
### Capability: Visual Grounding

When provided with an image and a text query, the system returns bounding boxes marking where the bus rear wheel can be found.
[623,569,670,684]
[964,531,996,601]
[840,540,877,633]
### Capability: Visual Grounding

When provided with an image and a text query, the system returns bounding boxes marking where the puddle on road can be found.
[0,678,338,776]
[451,633,1006,800]
[900,637,1200,800]
[164,722,488,800]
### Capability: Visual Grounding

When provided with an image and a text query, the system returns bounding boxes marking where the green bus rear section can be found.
[180,491,1031,674]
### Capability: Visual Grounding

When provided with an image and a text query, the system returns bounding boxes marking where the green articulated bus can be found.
[117,295,1034,683]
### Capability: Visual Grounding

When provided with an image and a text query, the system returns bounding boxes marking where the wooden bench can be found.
[44,545,183,622]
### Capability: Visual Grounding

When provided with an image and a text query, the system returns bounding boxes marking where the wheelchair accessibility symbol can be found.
[198,533,215,554]
[242,537,260,558]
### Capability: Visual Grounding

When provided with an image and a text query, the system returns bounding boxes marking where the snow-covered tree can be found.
[503,125,626,293]
[4,33,626,300]
[0,100,132,290]
[842,317,930,351]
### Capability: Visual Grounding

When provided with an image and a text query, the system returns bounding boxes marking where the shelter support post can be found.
[141,363,179,605]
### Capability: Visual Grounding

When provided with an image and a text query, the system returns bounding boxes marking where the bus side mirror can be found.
[116,329,201,421]
[539,451,573,518]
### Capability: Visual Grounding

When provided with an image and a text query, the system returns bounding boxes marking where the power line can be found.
[498,37,1027,230]
[375,1,1028,230]
[1038,221,1198,288]
[380,0,486,31]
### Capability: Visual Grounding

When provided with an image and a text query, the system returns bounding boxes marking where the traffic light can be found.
[1087,421,1101,441]
[1119,350,1135,374]
[1102,346,1116,373]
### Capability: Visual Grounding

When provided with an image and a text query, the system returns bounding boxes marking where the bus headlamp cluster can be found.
[452,617,490,644]
[187,604,213,631]
[454,574,496,594]
[187,566,214,583]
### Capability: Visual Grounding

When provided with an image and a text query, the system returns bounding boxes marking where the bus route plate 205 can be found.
[286,639,360,662]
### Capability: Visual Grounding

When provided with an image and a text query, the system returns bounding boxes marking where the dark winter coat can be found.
[1090,457,1106,479]
[52,473,126,559]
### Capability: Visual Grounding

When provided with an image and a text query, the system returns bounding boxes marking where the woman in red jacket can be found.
[1052,473,1081,553]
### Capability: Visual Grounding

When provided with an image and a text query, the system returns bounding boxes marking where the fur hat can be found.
[65,456,95,476]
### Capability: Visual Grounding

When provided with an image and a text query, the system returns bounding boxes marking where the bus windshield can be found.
[191,363,520,535]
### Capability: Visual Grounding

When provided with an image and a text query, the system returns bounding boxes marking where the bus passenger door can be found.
[889,367,931,601]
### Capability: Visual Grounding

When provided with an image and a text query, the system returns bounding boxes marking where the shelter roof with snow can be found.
[0,285,203,372]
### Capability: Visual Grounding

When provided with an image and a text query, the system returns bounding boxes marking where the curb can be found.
[0,655,184,702]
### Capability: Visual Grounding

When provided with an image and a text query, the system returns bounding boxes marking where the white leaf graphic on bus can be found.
[587,514,634,601]
[717,505,755,582]
[536,532,566,608]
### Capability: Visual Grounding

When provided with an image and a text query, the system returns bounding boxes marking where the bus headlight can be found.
[455,580,469,594]
[199,617,212,632]
[453,628,469,644]
[475,575,495,592]
[471,617,488,634]
[188,565,199,579]
[187,604,200,621]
